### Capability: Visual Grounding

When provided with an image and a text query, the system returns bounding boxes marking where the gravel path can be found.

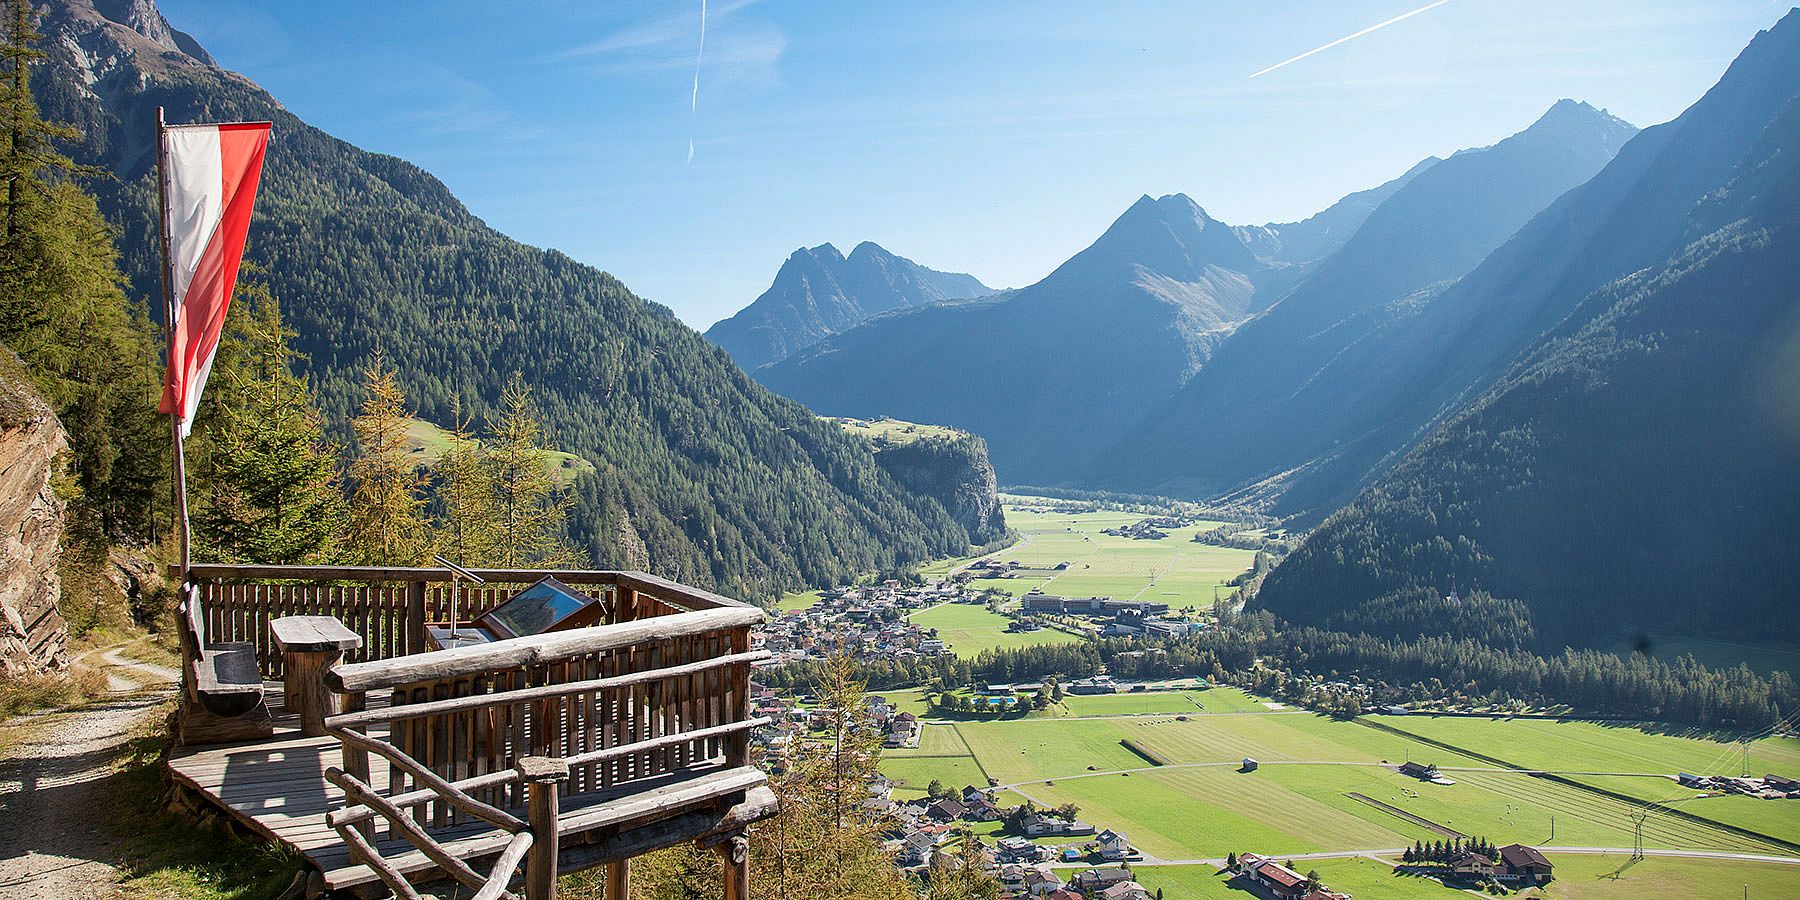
[0,649,178,899]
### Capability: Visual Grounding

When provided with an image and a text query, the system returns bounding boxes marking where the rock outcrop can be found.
[0,353,70,677]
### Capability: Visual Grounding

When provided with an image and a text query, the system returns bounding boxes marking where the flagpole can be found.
[154,106,191,579]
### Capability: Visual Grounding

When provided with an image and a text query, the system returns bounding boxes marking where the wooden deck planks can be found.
[165,684,767,892]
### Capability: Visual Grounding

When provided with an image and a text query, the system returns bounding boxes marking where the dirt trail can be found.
[0,647,178,899]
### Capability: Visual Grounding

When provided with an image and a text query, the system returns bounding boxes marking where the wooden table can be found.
[269,615,363,737]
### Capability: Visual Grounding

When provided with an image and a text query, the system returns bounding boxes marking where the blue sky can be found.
[160,1,1795,329]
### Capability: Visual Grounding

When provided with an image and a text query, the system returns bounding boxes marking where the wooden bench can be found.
[270,615,363,737]
[176,587,273,743]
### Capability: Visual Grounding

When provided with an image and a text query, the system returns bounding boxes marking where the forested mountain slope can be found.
[34,0,1000,601]
[1098,101,1636,507]
[1258,11,1800,649]
[757,194,1262,484]
[705,241,991,372]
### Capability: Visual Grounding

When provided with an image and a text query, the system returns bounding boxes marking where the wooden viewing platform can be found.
[167,564,779,899]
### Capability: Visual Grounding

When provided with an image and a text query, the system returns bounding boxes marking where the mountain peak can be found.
[1515,98,1637,154]
[90,0,215,64]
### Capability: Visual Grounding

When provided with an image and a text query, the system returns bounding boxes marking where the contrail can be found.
[1249,0,1455,79]
[684,0,705,163]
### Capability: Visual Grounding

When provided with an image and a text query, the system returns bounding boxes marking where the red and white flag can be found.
[157,121,271,438]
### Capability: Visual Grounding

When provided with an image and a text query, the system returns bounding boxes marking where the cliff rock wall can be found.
[0,353,70,677]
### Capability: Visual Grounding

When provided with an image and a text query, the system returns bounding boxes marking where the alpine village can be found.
[0,2,1797,899]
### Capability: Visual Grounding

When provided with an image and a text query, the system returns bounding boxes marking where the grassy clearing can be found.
[906,603,1081,656]
[775,590,823,612]
[832,416,962,445]
[966,502,1257,610]
[403,416,595,486]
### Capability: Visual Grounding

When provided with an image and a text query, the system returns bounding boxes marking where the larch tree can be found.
[346,352,432,565]
[432,396,501,566]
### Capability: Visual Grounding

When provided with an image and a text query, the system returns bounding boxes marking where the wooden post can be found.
[284,649,341,736]
[518,756,569,900]
[726,627,750,768]
[406,580,428,654]
[605,859,630,900]
[341,690,373,840]
[712,830,748,900]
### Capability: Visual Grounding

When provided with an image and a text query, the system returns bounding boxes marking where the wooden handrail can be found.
[327,767,516,897]
[328,717,773,827]
[325,651,771,729]
[328,729,527,833]
[184,565,753,611]
[327,606,764,692]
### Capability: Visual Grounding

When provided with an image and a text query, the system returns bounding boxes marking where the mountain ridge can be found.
[704,241,991,371]
[33,0,1004,601]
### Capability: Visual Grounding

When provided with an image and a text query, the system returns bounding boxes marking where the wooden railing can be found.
[320,603,771,899]
[185,565,722,678]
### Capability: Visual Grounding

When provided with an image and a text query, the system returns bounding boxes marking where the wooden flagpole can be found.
[154,106,191,579]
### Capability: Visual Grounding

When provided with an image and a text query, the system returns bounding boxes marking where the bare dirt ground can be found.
[0,648,178,899]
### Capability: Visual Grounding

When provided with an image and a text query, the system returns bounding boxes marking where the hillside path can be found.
[0,647,178,899]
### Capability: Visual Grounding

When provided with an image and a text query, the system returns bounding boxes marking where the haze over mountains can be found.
[705,242,992,371]
[1258,8,1800,646]
[756,100,1637,492]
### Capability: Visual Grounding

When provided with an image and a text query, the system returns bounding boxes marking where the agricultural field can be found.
[1374,716,1800,845]
[1136,857,1457,899]
[967,500,1259,611]
[1133,854,1800,899]
[906,603,1081,656]
[883,704,1798,860]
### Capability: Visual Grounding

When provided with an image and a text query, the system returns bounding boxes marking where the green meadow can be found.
[965,501,1259,612]
[879,701,1799,860]
[906,603,1082,656]
[1133,854,1800,900]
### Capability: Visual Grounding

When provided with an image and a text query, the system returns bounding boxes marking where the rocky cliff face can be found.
[870,434,1008,548]
[0,354,70,677]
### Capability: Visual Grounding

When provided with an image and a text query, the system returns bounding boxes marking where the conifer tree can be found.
[433,397,501,564]
[347,352,432,565]
[190,274,345,563]
[488,373,577,567]
[0,0,159,540]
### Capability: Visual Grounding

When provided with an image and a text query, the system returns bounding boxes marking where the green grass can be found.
[403,416,596,486]
[1052,687,1267,717]
[1138,857,1463,899]
[907,603,1082,656]
[832,416,962,445]
[1514,852,1800,898]
[1374,716,1800,845]
[112,701,302,899]
[880,755,989,794]
[1133,855,1800,900]
[966,501,1258,611]
[775,590,823,612]
[943,709,1791,860]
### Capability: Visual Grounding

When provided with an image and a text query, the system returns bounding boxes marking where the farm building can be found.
[1496,844,1555,884]
[1241,757,1258,772]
